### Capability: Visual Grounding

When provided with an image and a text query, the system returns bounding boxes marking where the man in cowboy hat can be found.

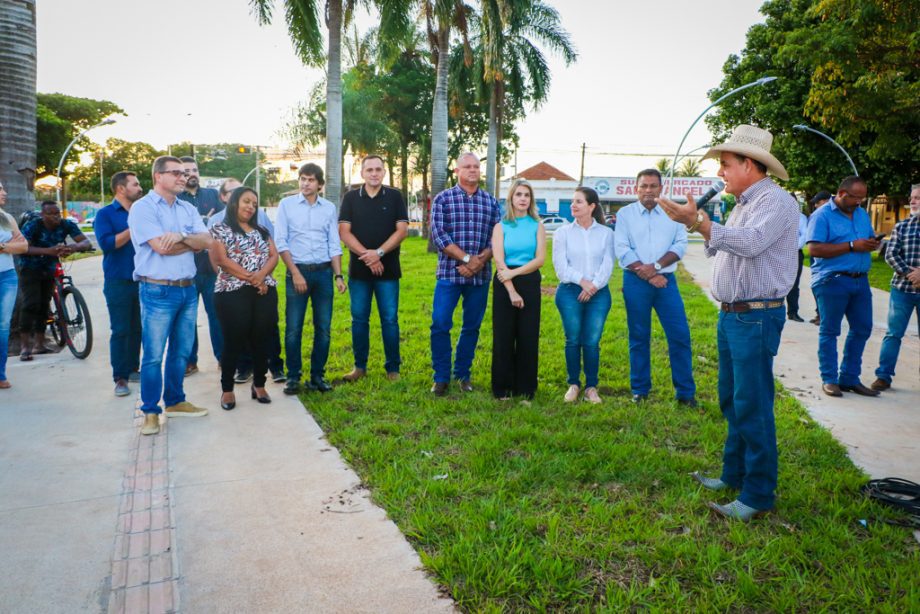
[657,124,800,522]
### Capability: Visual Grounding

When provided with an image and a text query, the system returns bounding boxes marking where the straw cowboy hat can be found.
[702,124,789,181]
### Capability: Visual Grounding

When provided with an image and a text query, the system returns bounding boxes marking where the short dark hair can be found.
[729,152,768,175]
[41,201,60,211]
[838,175,866,193]
[361,154,384,169]
[298,163,325,185]
[219,178,242,196]
[179,156,197,165]
[152,155,183,176]
[636,168,662,185]
[110,171,137,194]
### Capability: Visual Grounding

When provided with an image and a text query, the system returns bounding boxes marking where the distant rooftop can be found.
[514,161,576,182]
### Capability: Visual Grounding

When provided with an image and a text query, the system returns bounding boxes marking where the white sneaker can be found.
[564,385,580,403]
[583,387,602,404]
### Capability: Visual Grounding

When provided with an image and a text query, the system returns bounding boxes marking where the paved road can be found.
[682,242,920,483]
[0,256,453,613]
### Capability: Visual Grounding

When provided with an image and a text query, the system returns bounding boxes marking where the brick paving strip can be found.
[106,408,179,614]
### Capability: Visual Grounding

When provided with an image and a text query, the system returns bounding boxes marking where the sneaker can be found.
[141,413,160,436]
[271,369,286,383]
[583,387,602,404]
[283,380,301,395]
[185,364,199,376]
[707,499,769,522]
[128,371,141,383]
[234,368,253,384]
[114,379,131,397]
[164,401,208,417]
[563,385,580,403]
[691,471,731,491]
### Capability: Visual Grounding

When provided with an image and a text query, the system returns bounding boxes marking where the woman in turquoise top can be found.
[0,181,30,389]
[490,179,546,399]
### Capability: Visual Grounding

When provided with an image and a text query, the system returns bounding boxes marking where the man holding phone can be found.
[806,176,880,397]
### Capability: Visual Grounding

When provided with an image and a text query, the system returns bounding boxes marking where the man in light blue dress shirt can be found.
[614,168,696,406]
[128,156,213,436]
[275,163,346,395]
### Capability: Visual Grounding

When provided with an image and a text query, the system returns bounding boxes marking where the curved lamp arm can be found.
[792,124,859,176]
[56,118,117,205]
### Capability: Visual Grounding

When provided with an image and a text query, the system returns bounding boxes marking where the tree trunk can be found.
[325,0,344,207]
[430,25,450,201]
[486,82,499,197]
[0,0,37,221]
[399,141,409,204]
[494,80,504,197]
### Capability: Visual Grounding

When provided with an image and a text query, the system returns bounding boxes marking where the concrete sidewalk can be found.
[0,256,453,613]
[682,242,920,482]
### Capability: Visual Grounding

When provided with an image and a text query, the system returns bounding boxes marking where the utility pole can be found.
[99,147,105,205]
[578,142,586,185]
[254,145,260,205]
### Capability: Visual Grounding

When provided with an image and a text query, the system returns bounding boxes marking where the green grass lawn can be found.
[803,249,894,292]
[277,237,917,611]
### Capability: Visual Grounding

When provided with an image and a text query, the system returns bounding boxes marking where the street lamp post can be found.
[56,118,116,210]
[666,77,777,197]
[792,124,859,176]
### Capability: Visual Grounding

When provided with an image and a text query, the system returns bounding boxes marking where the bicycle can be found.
[46,254,94,359]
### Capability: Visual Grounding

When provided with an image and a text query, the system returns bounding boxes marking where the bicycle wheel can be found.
[48,294,67,347]
[60,286,93,359]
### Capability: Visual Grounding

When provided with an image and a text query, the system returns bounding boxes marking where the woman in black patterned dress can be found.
[209,187,279,409]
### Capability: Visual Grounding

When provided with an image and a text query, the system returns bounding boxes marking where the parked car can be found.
[541,216,568,233]
[604,213,617,230]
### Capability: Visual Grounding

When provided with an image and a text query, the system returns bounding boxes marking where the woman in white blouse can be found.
[552,187,615,403]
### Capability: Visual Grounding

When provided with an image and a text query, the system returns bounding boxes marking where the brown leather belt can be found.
[720,300,784,313]
[140,276,194,288]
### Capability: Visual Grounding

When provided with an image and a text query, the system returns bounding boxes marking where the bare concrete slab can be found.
[682,242,920,482]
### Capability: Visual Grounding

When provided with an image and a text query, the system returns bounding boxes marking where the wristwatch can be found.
[462,254,472,264]
[334,274,344,280]
[180,231,189,241]
[376,248,385,258]
[653,262,662,272]
[848,241,854,252]
[686,211,705,232]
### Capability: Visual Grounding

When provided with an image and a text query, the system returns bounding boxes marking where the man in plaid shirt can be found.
[872,184,920,391]
[429,153,501,396]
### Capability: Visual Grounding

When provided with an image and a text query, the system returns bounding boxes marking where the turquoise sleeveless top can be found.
[501,216,538,267]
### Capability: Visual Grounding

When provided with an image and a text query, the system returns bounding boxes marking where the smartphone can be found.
[874,233,886,240]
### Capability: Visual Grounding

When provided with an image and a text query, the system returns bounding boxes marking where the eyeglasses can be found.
[159,170,190,177]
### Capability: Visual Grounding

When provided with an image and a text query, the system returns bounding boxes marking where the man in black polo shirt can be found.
[338,154,409,382]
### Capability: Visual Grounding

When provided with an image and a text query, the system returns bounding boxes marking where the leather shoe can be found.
[431,382,448,397]
[809,316,820,326]
[306,377,333,392]
[251,385,271,404]
[283,380,301,395]
[870,378,890,392]
[822,383,843,397]
[141,413,160,436]
[707,499,769,522]
[691,471,730,491]
[342,368,366,383]
[677,397,698,408]
[458,379,474,393]
[839,383,880,397]
[631,394,648,404]
[220,393,236,410]
[787,313,804,322]
[386,372,400,382]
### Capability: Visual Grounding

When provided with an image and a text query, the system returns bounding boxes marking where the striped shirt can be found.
[430,185,501,285]
[705,177,800,303]
[885,214,920,294]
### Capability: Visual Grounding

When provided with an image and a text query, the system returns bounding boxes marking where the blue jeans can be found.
[814,274,872,386]
[555,283,612,388]
[875,287,920,383]
[430,279,489,383]
[284,266,333,382]
[103,279,142,382]
[350,278,401,373]
[139,283,197,414]
[622,272,695,399]
[189,271,223,364]
[0,268,18,382]
[717,306,785,510]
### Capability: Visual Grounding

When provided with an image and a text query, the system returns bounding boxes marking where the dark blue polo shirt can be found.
[94,200,135,281]
[179,187,223,275]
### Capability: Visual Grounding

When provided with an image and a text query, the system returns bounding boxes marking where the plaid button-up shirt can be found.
[885,214,920,294]
[430,185,501,285]
[705,177,800,303]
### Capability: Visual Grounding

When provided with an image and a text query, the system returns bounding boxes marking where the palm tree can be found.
[677,158,702,177]
[0,0,38,219]
[251,0,348,205]
[479,0,575,194]
[655,158,672,176]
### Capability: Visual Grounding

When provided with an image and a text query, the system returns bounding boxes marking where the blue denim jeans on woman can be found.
[622,271,695,400]
[284,266,333,383]
[0,268,18,382]
[814,274,872,386]
[139,282,197,414]
[349,278,400,373]
[430,280,489,383]
[717,306,785,511]
[555,283,612,388]
[103,279,141,382]
[875,287,920,384]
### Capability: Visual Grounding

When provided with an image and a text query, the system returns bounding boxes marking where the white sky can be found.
[37,0,766,179]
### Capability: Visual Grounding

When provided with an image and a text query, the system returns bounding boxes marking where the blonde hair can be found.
[503,179,539,222]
